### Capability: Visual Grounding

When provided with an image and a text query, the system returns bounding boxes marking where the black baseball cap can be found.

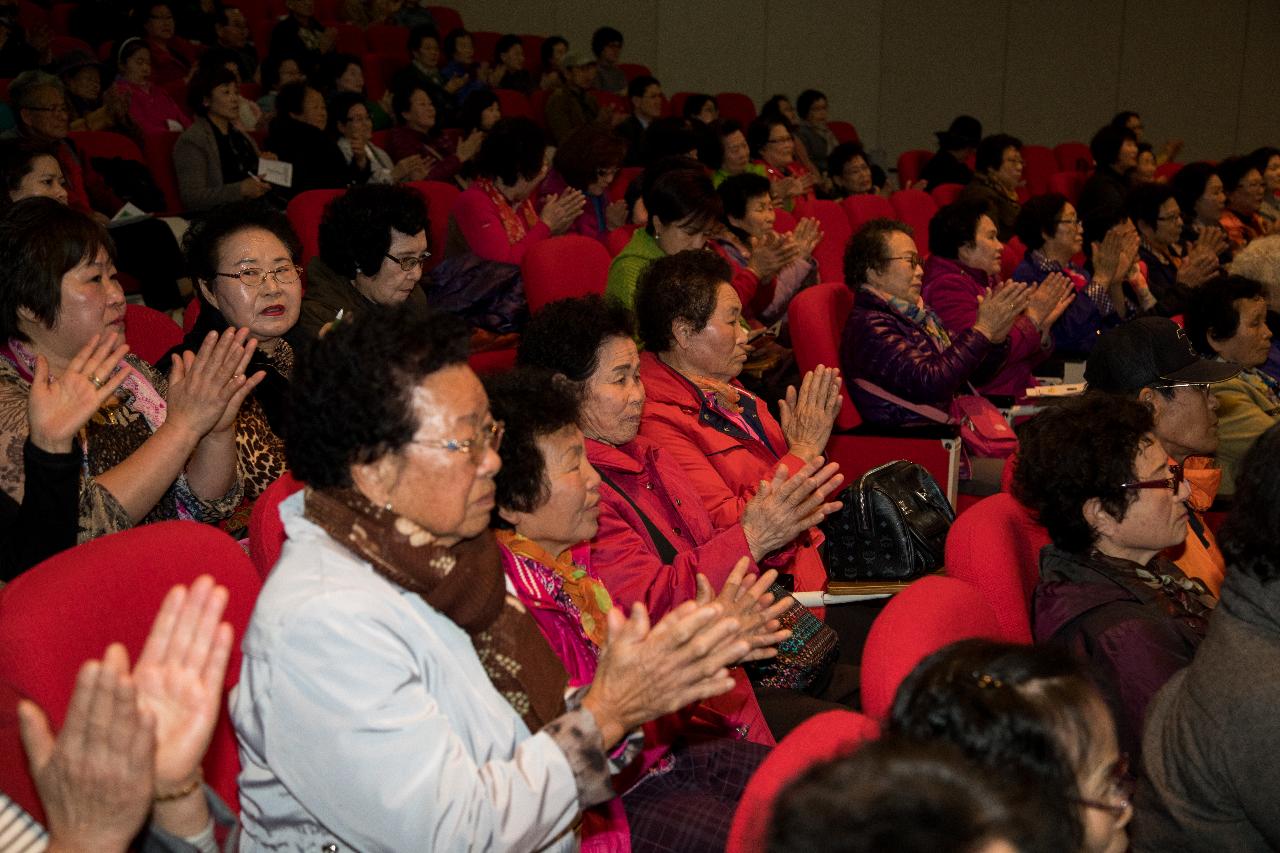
[1085,316,1240,394]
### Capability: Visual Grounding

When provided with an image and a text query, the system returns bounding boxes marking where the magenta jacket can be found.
[921,255,1048,398]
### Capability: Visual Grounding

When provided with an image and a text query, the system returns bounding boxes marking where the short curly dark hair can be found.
[185,60,238,117]
[929,199,994,260]
[1170,162,1219,222]
[284,307,470,489]
[1089,124,1136,171]
[591,26,623,55]
[318,184,430,278]
[486,366,581,525]
[1217,155,1259,196]
[473,117,546,185]
[844,217,911,287]
[0,198,117,343]
[1124,182,1176,231]
[975,133,1021,175]
[1012,394,1154,553]
[552,125,628,191]
[518,295,634,382]
[1013,193,1068,252]
[183,199,301,286]
[746,115,791,160]
[327,90,368,133]
[1183,274,1264,356]
[642,162,720,236]
[634,249,732,353]
[1220,422,1280,583]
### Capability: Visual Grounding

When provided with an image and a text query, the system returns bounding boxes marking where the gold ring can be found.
[89,374,104,389]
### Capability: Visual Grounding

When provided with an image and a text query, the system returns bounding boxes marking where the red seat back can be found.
[520,35,544,72]
[1021,144,1057,197]
[1054,141,1092,173]
[794,198,851,282]
[124,303,182,367]
[182,296,201,334]
[333,22,366,54]
[468,346,517,375]
[494,88,532,120]
[530,87,552,130]
[406,180,461,271]
[425,5,463,35]
[606,165,643,203]
[888,189,937,256]
[591,89,629,115]
[286,188,345,267]
[666,91,692,119]
[1000,235,1027,282]
[366,23,408,55]
[141,130,183,214]
[788,282,860,431]
[944,492,1049,643]
[841,193,895,232]
[49,35,94,58]
[360,51,386,98]
[522,235,612,313]
[827,120,858,144]
[253,18,274,59]
[1048,170,1085,205]
[930,182,964,207]
[470,30,501,64]
[726,710,880,853]
[716,91,757,126]
[1155,161,1184,182]
[606,223,637,256]
[860,575,1002,721]
[896,149,933,189]
[617,62,651,82]
[69,129,144,164]
[0,522,261,822]
[772,207,796,233]
[248,471,304,578]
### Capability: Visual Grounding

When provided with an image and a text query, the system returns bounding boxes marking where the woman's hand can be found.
[791,217,823,257]
[456,130,483,163]
[239,175,271,198]
[18,647,156,853]
[605,199,628,230]
[695,559,791,663]
[740,456,843,559]
[390,154,428,182]
[28,333,132,454]
[779,365,842,462]
[748,232,802,279]
[1177,245,1219,287]
[444,74,468,94]
[583,600,748,747]
[165,328,264,440]
[973,281,1031,343]
[540,189,587,234]
[1024,271,1075,331]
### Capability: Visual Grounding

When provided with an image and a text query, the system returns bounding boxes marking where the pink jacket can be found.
[452,184,552,264]
[112,78,191,135]
[920,255,1047,398]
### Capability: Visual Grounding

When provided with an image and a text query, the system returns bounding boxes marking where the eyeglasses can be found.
[412,419,504,464]
[215,264,302,288]
[1121,463,1184,492]
[384,252,433,272]
[886,253,923,267]
[767,135,792,145]
[1069,755,1133,818]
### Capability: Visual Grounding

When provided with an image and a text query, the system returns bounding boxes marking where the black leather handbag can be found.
[819,460,955,581]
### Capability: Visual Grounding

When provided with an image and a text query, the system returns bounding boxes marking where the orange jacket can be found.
[1163,455,1226,595]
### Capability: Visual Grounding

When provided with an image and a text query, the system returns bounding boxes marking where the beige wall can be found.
[441,0,1279,168]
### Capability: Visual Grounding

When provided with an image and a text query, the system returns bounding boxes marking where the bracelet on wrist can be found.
[154,773,202,803]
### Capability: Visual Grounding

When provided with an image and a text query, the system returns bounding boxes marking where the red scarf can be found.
[474,177,539,245]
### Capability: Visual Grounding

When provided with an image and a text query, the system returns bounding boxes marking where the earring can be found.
[383,501,393,513]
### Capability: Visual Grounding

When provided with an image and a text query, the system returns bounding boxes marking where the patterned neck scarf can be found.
[867,287,952,351]
[304,487,568,732]
[474,177,540,246]
[1244,365,1280,405]
[1090,550,1216,628]
[497,531,613,649]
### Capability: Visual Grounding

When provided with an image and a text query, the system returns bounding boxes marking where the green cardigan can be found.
[605,228,665,313]
[1213,367,1280,496]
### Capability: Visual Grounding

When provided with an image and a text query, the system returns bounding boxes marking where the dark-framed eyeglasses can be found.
[1121,463,1184,492]
[1068,754,1133,818]
[411,419,504,465]
[1056,216,1081,226]
[215,264,302,288]
[886,253,923,268]
[385,251,433,272]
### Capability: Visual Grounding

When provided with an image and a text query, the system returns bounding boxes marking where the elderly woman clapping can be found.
[0,199,257,543]
[233,307,764,851]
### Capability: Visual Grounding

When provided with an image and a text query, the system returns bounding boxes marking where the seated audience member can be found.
[341,0,399,26]
[1132,143,1158,185]
[457,88,502,152]
[393,0,436,28]
[0,334,129,579]
[213,4,257,82]
[439,28,488,105]
[616,75,665,165]
[545,51,604,145]
[486,367,779,848]
[793,89,839,176]
[919,115,981,191]
[826,142,879,199]
[715,173,821,323]
[1084,317,1239,594]
[890,639,1132,853]
[1183,275,1280,496]
[296,183,431,340]
[1249,145,1280,228]
[195,46,264,133]
[960,134,1023,242]
[683,94,719,124]
[4,82,187,311]
[0,139,69,209]
[767,736,1059,853]
[1170,162,1229,254]
[1228,234,1280,380]
[1216,155,1268,255]
[842,218,1026,426]
[759,95,814,172]
[109,38,191,136]
[490,34,534,95]
[330,91,425,185]
[267,0,335,74]
[138,2,198,86]
[384,83,476,184]
[748,114,817,212]
[1013,394,1213,760]
[517,297,853,733]
[315,52,391,130]
[174,63,273,212]
[540,124,629,244]
[1127,182,1222,317]
[255,53,305,119]
[591,26,626,94]
[539,35,568,90]
[1078,124,1138,247]
[11,576,239,849]
[266,81,358,195]
[606,162,722,312]
[56,51,133,134]
[1134,423,1280,852]
[1112,109,1182,165]
[0,199,254,543]
[1012,193,1153,356]
[234,307,759,850]
[710,119,768,187]
[633,250,841,599]
[167,202,303,522]
[392,25,455,121]
[922,200,1073,397]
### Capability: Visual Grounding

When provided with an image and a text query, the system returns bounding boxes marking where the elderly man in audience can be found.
[1084,317,1240,594]
[1014,394,1213,762]
[959,133,1023,242]
[232,307,765,850]
[544,50,605,145]
[1184,275,1280,497]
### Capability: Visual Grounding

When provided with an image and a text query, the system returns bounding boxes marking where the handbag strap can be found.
[852,378,953,424]
[597,469,680,565]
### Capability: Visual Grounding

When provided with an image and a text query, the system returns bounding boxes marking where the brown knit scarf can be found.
[303,486,568,732]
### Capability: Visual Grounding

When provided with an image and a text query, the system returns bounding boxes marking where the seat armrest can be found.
[839,422,960,441]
